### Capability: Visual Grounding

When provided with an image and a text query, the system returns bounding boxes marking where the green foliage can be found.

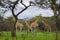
[0,0,4,6]
[36,0,44,3]
[7,17,13,21]
[0,15,3,20]
[35,16,40,19]
[0,31,60,40]
[51,0,57,4]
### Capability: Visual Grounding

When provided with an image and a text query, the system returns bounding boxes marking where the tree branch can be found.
[16,1,32,16]
[20,0,27,7]
[16,5,30,16]
[11,0,19,16]
[12,0,19,10]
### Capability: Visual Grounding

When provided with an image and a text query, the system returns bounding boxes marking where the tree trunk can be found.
[53,10,58,40]
[55,13,60,40]
[11,16,17,37]
[55,17,58,40]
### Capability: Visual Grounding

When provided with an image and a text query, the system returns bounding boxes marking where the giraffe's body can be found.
[25,20,33,32]
[16,21,23,32]
[12,16,24,32]
[30,18,40,32]
[42,21,51,32]
[31,21,39,32]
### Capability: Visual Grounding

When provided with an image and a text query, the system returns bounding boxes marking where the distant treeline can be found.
[0,15,60,31]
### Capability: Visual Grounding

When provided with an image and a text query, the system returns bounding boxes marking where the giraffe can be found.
[12,16,24,32]
[16,21,23,32]
[42,21,51,32]
[30,17,40,32]
[25,20,33,32]
[25,16,51,32]
[39,16,51,32]
[25,17,40,32]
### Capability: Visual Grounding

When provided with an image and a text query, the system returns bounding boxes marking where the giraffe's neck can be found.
[34,18,39,23]
[25,21,30,27]
[16,21,19,24]
[43,21,49,27]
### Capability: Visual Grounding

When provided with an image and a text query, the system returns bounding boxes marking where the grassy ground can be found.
[0,31,60,40]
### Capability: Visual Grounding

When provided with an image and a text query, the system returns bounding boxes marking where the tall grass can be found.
[0,31,60,40]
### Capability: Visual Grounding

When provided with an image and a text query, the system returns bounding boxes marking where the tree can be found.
[0,0,35,37]
[34,0,60,40]
[34,0,60,30]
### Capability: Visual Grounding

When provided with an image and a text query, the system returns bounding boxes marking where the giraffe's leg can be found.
[26,28,29,35]
[31,28,33,32]
[20,27,22,32]
[34,27,36,32]
[16,26,17,33]
[47,29,49,33]
[47,28,50,33]
[27,29,29,32]
[44,27,46,33]
[30,28,32,32]
[19,27,21,32]
[32,27,35,32]
[50,28,51,32]
[27,28,29,32]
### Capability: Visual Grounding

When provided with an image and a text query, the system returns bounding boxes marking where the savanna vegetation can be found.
[0,0,60,40]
